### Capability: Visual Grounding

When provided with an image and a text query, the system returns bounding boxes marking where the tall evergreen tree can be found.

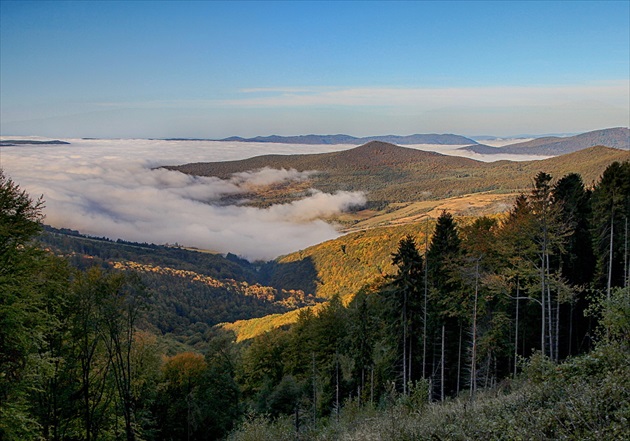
[528,172,571,360]
[553,173,596,356]
[553,173,596,286]
[591,161,630,294]
[497,194,540,368]
[460,217,507,393]
[389,235,424,394]
[426,211,461,399]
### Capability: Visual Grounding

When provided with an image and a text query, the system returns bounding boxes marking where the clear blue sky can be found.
[1,0,628,138]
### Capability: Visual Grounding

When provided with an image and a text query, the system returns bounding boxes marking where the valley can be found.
[36,136,629,342]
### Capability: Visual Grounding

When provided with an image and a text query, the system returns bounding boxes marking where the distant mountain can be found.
[469,133,577,141]
[0,139,70,146]
[218,133,478,145]
[461,128,629,155]
[221,134,359,144]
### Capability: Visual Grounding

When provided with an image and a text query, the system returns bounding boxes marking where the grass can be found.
[340,192,517,231]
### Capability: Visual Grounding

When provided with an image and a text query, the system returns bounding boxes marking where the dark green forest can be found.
[1,163,629,440]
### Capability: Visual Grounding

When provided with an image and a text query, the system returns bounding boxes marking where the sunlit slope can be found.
[168,143,629,216]
[468,127,629,155]
[215,145,628,341]
[222,221,437,341]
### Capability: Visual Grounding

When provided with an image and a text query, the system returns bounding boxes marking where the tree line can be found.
[1,162,629,440]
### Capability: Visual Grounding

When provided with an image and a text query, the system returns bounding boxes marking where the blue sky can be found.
[1,1,628,138]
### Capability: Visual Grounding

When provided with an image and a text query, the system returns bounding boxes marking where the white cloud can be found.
[0,138,555,260]
[0,139,368,260]
[2,81,627,139]
[222,81,630,110]
[229,167,316,189]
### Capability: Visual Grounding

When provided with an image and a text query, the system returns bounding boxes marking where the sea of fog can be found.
[0,137,546,260]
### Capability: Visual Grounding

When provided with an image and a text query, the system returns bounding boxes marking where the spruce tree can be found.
[426,211,461,399]
[389,235,424,394]
[591,161,630,293]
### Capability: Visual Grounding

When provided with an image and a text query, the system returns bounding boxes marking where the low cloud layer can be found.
[0,138,542,260]
[1,139,368,260]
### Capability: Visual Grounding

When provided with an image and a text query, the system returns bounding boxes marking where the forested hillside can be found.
[37,228,322,349]
[1,161,629,440]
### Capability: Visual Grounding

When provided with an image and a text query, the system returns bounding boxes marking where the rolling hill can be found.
[166,142,629,225]
[462,127,629,155]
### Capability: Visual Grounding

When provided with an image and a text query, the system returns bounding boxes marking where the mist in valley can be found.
[0,137,548,260]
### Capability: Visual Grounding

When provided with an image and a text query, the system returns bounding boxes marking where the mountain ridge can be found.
[213,133,479,145]
[0,139,70,146]
[461,127,629,155]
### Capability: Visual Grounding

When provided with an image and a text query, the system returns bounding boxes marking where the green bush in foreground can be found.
[228,338,630,441]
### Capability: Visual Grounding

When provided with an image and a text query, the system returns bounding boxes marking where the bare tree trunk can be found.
[608,213,614,300]
[441,324,445,402]
[514,278,520,378]
[335,352,340,421]
[555,285,560,362]
[423,218,429,379]
[408,323,412,389]
[370,365,374,406]
[541,254,546,357]
[546,254,553,361]
[484,352,491,389]
[312,352,317,423]
[568,298,573,356]
[457,324,462,395]
[402,291,407,396]
[625,216,628,288]
[471,259,479,396]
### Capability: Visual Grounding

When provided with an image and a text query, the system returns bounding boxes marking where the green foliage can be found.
[0,170,49,440]
[229,341,630,440]
[586,286,630,345]
[38,227,322,349]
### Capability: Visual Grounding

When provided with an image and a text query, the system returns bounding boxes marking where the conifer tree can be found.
[591,161,630,295]
[426,211,461,399]
[528,172,570,360]
[389,235,424,394]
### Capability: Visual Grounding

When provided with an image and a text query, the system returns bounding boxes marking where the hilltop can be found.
[166,142,629,224]
[462,127,629,155]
